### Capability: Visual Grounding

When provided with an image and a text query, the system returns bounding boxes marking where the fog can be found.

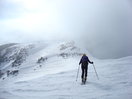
[0,0,132,59]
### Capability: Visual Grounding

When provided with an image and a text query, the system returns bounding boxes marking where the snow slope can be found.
[0,41,132,99]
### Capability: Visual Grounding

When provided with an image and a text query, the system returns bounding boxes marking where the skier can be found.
[79,54,93,83]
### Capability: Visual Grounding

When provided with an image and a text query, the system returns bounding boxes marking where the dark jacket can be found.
[79,55,93,65]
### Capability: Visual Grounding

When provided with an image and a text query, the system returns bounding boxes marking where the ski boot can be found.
[81,78,86,85]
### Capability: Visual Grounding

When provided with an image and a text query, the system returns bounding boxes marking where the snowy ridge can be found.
[0,41,132,99]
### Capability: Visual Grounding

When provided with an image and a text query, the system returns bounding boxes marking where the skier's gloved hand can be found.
[91,62,94,64]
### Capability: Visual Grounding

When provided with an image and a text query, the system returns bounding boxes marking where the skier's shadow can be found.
[87,81,112,91]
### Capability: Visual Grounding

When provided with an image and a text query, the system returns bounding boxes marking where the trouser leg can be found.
[85,66,88,79]
[81,66,84,79]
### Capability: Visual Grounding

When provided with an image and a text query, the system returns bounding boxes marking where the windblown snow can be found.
[0,41,132,99]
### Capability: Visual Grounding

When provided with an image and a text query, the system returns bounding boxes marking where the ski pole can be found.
[76,65,80,81]
[93,64,99,80]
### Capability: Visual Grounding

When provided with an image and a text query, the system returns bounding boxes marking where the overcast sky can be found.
[0,0,132,59]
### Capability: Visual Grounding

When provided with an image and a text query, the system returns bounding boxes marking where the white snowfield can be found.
[0,41,132,99]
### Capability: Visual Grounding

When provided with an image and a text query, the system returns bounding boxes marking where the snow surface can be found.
[0,41,132,99]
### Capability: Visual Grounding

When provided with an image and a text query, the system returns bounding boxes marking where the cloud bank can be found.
[0,0,132,59]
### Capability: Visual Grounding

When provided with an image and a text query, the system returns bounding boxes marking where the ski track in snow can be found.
[0,42,132,99]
